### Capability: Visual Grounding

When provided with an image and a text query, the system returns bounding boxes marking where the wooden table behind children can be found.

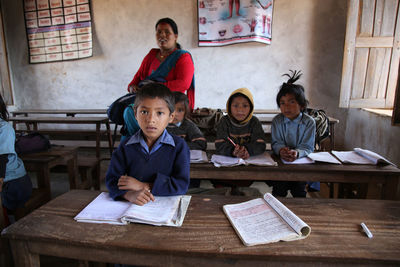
[2,190,400,266]
[9,116,113,159]
[190,160,400,200]
[19,146,85,198]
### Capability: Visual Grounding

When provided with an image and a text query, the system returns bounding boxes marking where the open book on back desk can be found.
[282,151,342,165]
[74,192,191,227]
[190,150,208,163]
[210,152,278,167]
[332,148,396,166]
[223,193,311,246]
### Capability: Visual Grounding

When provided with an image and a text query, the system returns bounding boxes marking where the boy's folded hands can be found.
[279,147,298,162]
[118,175,155,205]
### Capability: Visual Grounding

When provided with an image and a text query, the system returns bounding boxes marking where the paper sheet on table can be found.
[307,152,342,164]
[281,157,314,164]
[331,150,373,164]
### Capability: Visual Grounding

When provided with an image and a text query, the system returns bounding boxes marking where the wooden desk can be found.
[11,109,107,117]
[2,190,400,266]
[9,116,112,158]
[190,160,400,200]
[20,146,81,197]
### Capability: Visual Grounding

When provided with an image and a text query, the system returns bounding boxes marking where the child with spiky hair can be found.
[270,70,316,198]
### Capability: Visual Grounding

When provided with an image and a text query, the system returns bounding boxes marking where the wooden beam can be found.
[355,37,394,47]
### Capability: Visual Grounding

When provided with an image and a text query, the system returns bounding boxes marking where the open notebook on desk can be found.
[332,148,396,166]
[223,193,311,246]
[211,152,278,167]
[190,150,208,163]
[282,151,342,165]
[74,192,191,227]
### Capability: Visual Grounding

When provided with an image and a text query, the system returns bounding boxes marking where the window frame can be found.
[0,3,13,105]
[339,0,400,109]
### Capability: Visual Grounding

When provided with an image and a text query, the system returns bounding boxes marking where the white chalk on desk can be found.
[361,222,373,238]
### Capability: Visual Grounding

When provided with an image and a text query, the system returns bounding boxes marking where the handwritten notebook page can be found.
[223,198,297,246]
[122,195,182,225]
[264,193,310,239]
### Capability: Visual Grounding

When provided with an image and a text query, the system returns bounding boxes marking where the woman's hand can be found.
[123,190,155,206]
[118,175,150,191]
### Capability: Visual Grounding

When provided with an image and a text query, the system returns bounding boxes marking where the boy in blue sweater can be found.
[106,83,190,206]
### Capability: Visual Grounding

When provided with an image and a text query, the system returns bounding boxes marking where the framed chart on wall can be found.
[23,0,93,64]
[198,0,273,46]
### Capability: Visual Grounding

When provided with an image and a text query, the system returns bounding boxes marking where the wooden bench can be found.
[52,156,101,190]
[9,116,113,159]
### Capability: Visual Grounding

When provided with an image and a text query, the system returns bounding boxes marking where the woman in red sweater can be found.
[127,18,195,110]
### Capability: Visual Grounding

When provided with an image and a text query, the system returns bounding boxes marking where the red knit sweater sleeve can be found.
[127,49,158,91]
[163,53,194,93]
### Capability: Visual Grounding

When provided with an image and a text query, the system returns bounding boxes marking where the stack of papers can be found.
[211,152,278,167]
[190,150,208,163]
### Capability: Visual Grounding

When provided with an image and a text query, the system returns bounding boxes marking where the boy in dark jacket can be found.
[106,83,190,206]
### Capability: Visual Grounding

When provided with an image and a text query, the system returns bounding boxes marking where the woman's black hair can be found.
[173,91,189,117]
[134,83,175,114]
[0,93,9,121]
[155,17,182,49]
[276,70,308,110]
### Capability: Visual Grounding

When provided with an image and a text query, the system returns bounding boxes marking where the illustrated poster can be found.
[23,0,93,64]
[198,0,273,46]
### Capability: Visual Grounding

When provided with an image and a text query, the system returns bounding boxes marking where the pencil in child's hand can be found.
[227,137,237,146]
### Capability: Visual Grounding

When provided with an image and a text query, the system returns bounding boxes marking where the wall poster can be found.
[198,0,273,46]
[23,0,93,64]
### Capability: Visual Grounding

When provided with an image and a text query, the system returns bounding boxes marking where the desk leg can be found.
[67,154,79,190]
[330,123,335,149]
[96,123,100,159]
[37,164,52,202]
[10,240,40,267]
[382,175,400,200]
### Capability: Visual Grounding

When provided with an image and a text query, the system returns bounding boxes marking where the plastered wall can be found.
[3,0,400,172]
[2,0,346,111]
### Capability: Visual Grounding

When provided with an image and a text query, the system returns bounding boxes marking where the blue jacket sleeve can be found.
[271,115,286,156]
[151,139,190,196]
[296,117,316,158]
